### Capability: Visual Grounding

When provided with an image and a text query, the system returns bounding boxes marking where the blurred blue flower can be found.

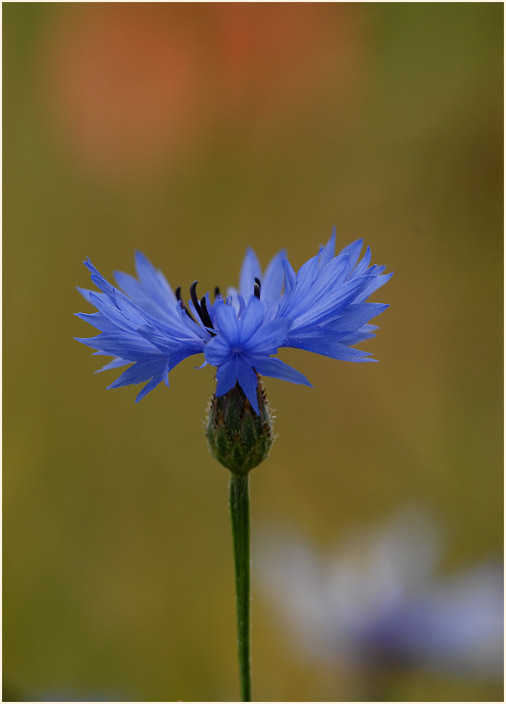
[76,230,391,409]
[256,509,503,678]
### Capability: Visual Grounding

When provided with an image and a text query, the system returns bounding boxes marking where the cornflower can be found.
[76,229,391,701]
[76,229,391,410]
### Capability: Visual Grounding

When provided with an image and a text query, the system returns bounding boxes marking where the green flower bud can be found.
[206,381,274,474]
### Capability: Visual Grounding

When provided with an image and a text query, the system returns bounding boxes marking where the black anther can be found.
[188,281,216,335]
[200,295,214,330]
[177,280,216,335]
[175,285,192,318]
[190,280,201,316]
[254,277,261,299]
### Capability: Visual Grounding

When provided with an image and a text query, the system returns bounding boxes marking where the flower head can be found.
[256,510,504,678]
[76,230,392,411]
[206,380,273,474]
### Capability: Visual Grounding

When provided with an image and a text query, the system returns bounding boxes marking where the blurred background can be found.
[3,3,503,702]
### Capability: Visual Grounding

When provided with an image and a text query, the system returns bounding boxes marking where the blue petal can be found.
[239,247,262,299]
[276,248,323,320]
[205,335,232,366]
[355,271,394,303]
[87,290,146,332]
[338,237,363,270]
[337,328,377,345]
[295,249,322,292]
[107,358,169,389]
[237,363,260,414]
[289,276,368,330]
[311,253,351,299]
[246,355,312,386]
[262,249,286,305]
[113,269,141,298]
[226,286,242,313]
[354,246,372,275]
[214,302,239,344]
[289,338,374,361]
[246,318,291,354]
[135,325,205,356]
[282,258,296,296]
[114,269,180,324]
[239,296,264,342]
[84,265,180,339]
[75,332,161,358]
[329,303,389,332]
[95,357,130,373]
[337,324,379,345]
[216,356,239,397]
[319,227,336,267]
[135,375,164,403]
[77,286,103,304]
[134,251,177,306]
[84,260,122,309]
[75,311,118,333]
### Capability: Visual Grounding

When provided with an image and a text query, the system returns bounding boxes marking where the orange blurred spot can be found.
[38,4,367,180]
[212,3,366,130]
[40,5,207,181]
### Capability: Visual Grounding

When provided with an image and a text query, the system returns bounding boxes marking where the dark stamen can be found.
[214,286,221,299]
[177,280,217,336]
[175,286,192,318]
[189,281,216,336]
[200,295,214,330]
[190,280,201,317]
[254,277,261,299]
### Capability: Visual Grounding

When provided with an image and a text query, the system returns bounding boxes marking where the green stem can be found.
[229,473,251,702]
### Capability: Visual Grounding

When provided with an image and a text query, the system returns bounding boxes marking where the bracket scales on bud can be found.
[206,381,273,474]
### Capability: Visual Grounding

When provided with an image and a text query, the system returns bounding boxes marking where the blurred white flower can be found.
[256,508,503,678]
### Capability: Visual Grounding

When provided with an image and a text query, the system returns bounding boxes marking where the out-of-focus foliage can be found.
[3,3,502,702]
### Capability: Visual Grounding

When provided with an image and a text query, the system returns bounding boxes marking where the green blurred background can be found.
[3,3,503,701]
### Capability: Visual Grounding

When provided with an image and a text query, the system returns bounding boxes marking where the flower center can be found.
[175,278,262,336]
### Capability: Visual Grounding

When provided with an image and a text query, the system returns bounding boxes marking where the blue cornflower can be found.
[76,230,392,412]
